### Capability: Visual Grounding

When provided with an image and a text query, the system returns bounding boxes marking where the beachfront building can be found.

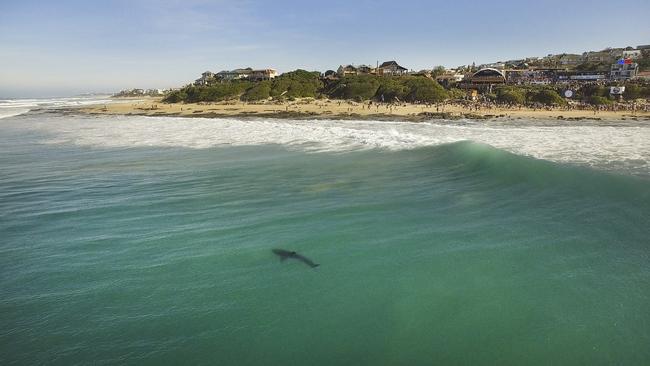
[582,51,614,63]
[377,61,408,76]
[195,71,216,86]
[214,68,277,82]
[248,69,278,81]
[506,69,557,85]
[610,62,639,80]
[470,68,506,84]
[556,71,607,82]
[216,68,253,81]
[357,65,376,74]
[457,68,506,92]
[557,54,583,66]
[322,70,338,81]
[435,71,464,87]
[337,65,358,77]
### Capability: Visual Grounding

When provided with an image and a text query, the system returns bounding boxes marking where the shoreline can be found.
[78,97,650,123]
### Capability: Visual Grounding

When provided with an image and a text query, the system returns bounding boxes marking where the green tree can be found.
[402,77,448,103]
[243,81,271,101]
[496,87,525,104]
[431,66,446,78]
[589,96,613,105]
[528,89,566,105]
[326,75,380,101]
[271,69,323,98]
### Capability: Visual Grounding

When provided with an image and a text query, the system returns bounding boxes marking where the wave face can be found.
[1,113,650,365]
[6,113,650,177]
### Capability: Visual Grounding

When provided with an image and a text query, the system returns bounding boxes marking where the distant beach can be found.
[81,97,650,122]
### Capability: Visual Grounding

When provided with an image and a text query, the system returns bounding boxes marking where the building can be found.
[556,71,607,82]
[557,54,583,65]
[435,71,464,87]
[610,62,639,80]
[357,65,376,74]
[337,65,358,77]
[458,68,506,92]
[248,69,278,81]
[195,71,215,86]
[506,69,557,85]
[377,61,408,76]
[470,68,506,84]
[212,68,277,82]
[582,51,614,63]
[622,49,642,59]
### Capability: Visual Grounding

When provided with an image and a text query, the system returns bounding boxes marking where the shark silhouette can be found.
[272,249,319,268]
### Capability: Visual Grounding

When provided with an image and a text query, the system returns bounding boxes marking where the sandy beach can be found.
[80,97,650,122]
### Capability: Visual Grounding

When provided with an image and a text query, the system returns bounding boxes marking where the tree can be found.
[589,96,613,105]
[243,81,271,101]
[528,89,566,105]
[431,66,446,78]
[402,77,448,103]
[326,75,381,101]
[496,88,525,104]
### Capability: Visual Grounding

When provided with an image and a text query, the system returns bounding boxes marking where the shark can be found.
[272,249,320,268]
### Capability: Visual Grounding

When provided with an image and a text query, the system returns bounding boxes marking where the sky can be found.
[1,0,649,97]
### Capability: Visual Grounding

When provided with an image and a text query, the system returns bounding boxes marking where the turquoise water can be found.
[1,111,650,365]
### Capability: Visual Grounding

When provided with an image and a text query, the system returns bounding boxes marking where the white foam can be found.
[0,96,116,119]
[9,114,650,175]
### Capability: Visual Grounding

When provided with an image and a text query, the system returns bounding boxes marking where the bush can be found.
[496,88,525,104]
[589,96,613,105]
[447,88,466,100]
[402,77,448,103]
[528,89,566,105]
[243,81,271,101]
[375,78,409,102]
[326,75,380,101]
[162,90,187,103]
[270,69,322,98]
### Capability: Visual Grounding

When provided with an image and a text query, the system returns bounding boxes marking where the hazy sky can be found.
[1,0,649,97]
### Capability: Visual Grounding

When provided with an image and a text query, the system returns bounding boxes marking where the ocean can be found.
[1,99,649,365]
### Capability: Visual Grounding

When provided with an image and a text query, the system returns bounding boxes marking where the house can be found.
[337,65,358,77]
[322,70,338,80]
[216,68,253,81]
[195,71,216,86]
[557,54,583,65]
[435,71,464,86]
[377,61,408,76]
[610,62,639,80]
[479,62,506,69]
[356,65,376,74]
[582,51,613,63]
[249,69,278,81]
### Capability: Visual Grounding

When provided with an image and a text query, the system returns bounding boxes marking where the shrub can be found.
[243,81,271,101]
[496,88,526,104]
[528,89,566,105]
[589,96,613,105]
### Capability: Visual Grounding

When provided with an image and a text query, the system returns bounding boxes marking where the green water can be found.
[1,116,650,365]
